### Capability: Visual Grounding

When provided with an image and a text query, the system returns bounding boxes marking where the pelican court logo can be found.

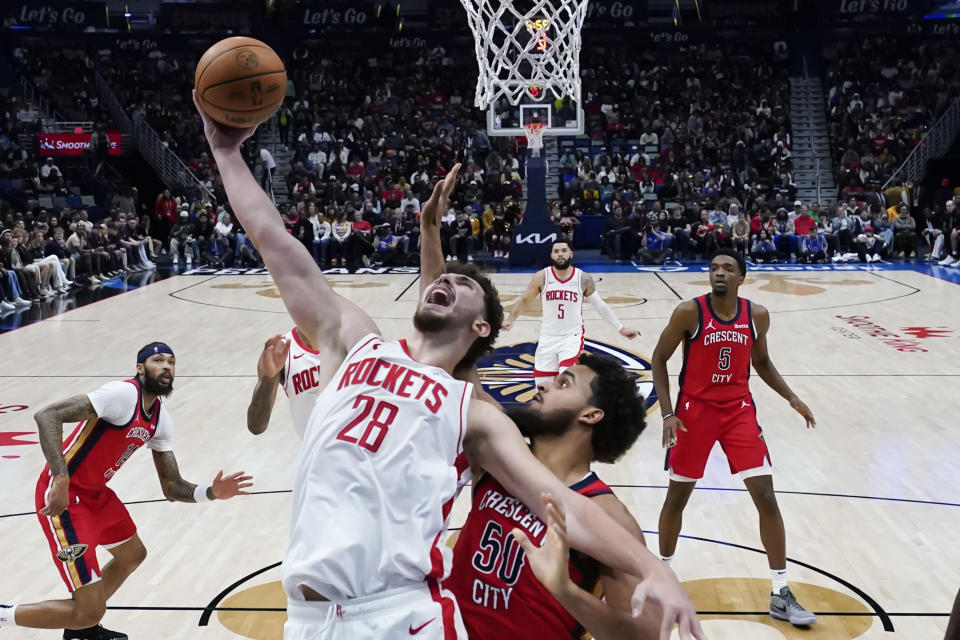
[477,339,658,414]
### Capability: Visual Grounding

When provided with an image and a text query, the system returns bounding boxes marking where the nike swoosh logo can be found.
[409,618,435,635]
[293,354,304,359]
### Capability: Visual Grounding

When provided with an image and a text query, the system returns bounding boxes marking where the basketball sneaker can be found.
[770,586,816,625]
[63,624,128,639]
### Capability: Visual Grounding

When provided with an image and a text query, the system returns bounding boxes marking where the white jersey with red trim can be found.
[540,266,584,337]
[283,334,473,602]
[281,327,324,439]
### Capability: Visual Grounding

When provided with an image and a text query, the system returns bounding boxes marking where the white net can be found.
[524,122,546,156]
[459,0,588,109]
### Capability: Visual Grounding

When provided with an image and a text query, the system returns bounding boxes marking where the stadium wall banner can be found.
[37,132,121,157]
[4,1,108,30]
[704,0,783,20]
[820,0,927,17]
[297,1,376,29]
[159,3,254,31]
[583,0,647,27]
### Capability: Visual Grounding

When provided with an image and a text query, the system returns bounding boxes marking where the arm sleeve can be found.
[147,405,176,452]
[87,381,138,424]
[586,291,624,331]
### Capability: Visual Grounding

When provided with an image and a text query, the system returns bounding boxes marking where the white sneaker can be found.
[0,300,15,312]
[938,255,956,266]
[468,254,474,262]
[951,258,960,268]
[57,286,70,294]
[14,297,31,308]
[445,255,454,261]
[40,287,55,298]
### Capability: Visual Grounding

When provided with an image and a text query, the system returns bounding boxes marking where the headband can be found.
[137,343,174,364]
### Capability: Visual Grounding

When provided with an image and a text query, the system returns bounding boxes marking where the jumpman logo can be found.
[704,319,717,332]
[741,400,751,409]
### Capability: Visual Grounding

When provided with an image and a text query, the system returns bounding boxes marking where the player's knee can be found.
[73,600,107,628]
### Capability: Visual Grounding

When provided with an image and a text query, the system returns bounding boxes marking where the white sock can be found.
[661,555,673,567]
[771,568,788,594]
[0,604,19,626]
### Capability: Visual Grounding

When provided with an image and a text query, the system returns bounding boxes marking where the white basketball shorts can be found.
[533,329,585,377]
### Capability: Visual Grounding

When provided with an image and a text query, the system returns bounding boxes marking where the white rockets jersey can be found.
[540,266,585,337]
[283,334,473,602]
[280,327,324,439]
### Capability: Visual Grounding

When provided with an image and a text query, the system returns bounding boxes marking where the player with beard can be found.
[195,94,703,640]
[652,249,818,626]
[502,240,639,385]
[447,353,664,639]
[0,343,252,640]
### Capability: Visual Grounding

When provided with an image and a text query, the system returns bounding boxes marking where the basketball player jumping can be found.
[195,93,703,640]
[247,328,319,439]
[0,343,252,640]
[418,178,662,639]
[652,249,818,626]
[502,240,639,384]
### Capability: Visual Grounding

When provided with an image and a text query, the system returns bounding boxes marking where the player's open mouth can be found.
[425,284,454,307]
[159,374,172,384]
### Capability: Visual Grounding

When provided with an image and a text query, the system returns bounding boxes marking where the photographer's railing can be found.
[19,73,67,124]
[882,99,960,191]
[94,70,217,205]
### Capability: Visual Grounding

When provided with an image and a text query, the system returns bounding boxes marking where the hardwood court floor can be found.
[1,269,958,639]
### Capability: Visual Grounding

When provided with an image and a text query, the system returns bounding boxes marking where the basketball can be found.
[194,37,286,128]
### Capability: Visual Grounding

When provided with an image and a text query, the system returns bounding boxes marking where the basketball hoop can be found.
[458,0,588,108]
[524,121,546,157]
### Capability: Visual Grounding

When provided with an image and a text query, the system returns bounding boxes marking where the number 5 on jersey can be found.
[337,394,398,453]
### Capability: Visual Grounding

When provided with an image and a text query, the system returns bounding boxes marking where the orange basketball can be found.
[194,37,286,128]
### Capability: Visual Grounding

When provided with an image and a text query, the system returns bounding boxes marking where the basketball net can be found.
[524,122,546,157]
[458,0,588,108]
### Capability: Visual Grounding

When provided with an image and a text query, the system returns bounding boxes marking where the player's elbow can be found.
[247,419,268,436]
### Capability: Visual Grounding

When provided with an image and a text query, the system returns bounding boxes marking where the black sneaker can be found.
[64,624,129,640]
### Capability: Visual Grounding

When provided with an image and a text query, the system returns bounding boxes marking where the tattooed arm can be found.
[151,450,253,503]
[34,395,98,516]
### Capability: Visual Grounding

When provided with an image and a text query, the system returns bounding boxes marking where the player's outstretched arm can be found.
[652,302,698,448]
[34,395,99,516]
[151,450,253,503]
[247,334,289,435]
[582,272,639,339]
[750,305,816,428]
[516,493,661,639]
[193,91,376,353]
[502,271,544,331]
[419,163,461,296]
[465,401,705,640]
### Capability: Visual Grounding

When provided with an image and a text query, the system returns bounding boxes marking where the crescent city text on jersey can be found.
[337,355,449,414]
[702,330,751,347]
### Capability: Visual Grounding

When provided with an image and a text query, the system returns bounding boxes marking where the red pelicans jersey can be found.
[540,266,584,337]
[280,327,324,438]
[47,378,175,490]
[679,294,756,404]
[449,471,613,640]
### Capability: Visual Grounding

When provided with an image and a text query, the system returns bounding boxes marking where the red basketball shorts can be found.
[35,474,137,592]
[664,394,771,480]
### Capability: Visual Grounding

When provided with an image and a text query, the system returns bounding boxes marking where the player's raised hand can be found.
[193,90,257,153]
[662,415,687,449]
[211,470,254,499]
[512,492,571,598]
[257,334,289,380]
[620,327,640,339]
[420,163,462,230]
[789,396,816,429]
[502,319,514,332]
[631,568,707,640]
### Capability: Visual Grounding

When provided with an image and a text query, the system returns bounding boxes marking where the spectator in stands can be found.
[369,224,404,267]
[751,229,778,263]
[351,210,374,267]
[39,158,61,181]
[637,213,673,265]
[43,227,77,287]
[153,189,178,241]
[893,205,918,258]
[921,207,945,261]
[668,207,692,259]
[0,254,32,310]
[26,230,71,293]
[856,226,885,263]
[448,210,476,263]
[485,207,511,259]
[4,232,50,299]
[772,208,796,259]
[731,211,751,256]
[259,145,277,199]
[169,210,196,267]
[328,211,352,267]
[800,227,828,264]
[938,199,960,267]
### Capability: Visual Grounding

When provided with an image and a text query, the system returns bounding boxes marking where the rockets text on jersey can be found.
[281,327,324,438]
[448,472,614,640]
[55,378,161,489]
[678,294,756,404]
[282,334,473,602]
[540,266,584,337]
